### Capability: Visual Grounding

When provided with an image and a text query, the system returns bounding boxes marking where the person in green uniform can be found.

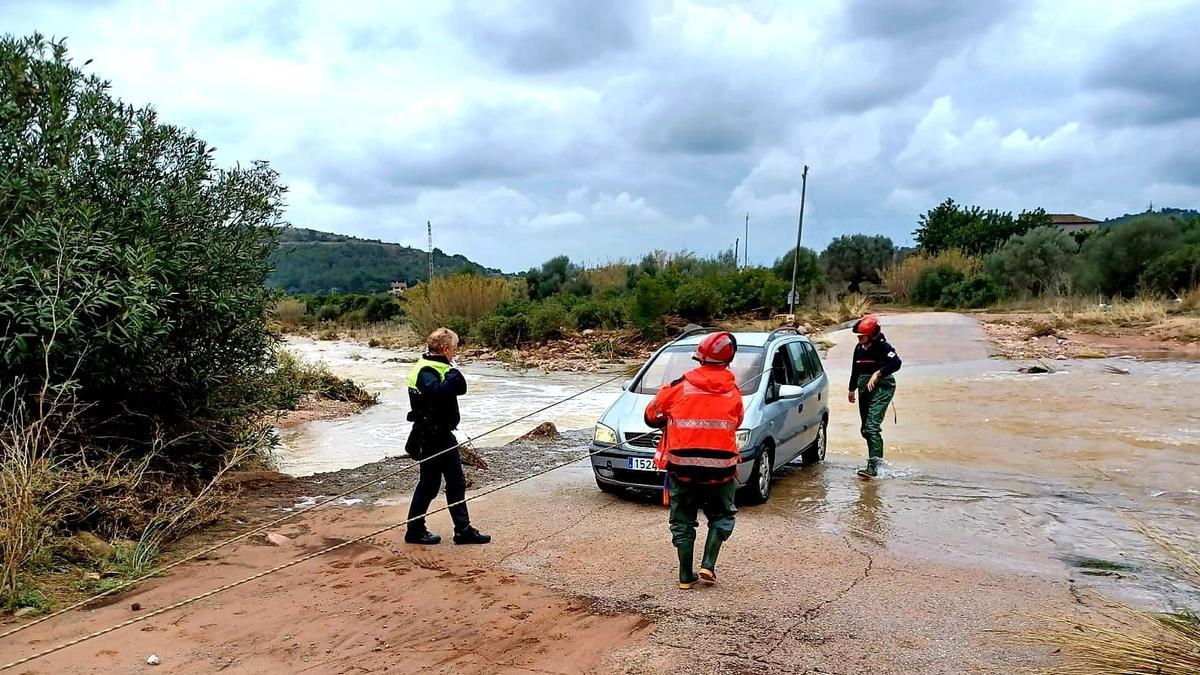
[847,315,901,479]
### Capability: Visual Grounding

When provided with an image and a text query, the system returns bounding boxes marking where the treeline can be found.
[268,227,500,294]
[400,241,885,346]
[894,199,1200,308]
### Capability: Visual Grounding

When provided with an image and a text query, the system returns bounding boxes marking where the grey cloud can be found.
[824,0,1026,113]
[309,98,599,205]
[451,0,646,73]
[841,0,1023,45]
[1086,5,1200,126]
[606,69,802,156]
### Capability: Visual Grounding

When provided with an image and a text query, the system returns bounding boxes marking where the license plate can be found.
[627,457,660,472]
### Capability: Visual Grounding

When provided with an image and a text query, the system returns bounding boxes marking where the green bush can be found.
[572,297,626,330]
[716,269,790,314]
[528,303,573,341]
[913,265,966,306]
[270,351,377,409]
[938,275,1002,309]
[1139,244,1200,295]
[631,276,675,337]
[1077,216,1184,296]
[986,226,1076,297]
[673,279,724,321]
[0,35,284,475]
[315,304,341,323]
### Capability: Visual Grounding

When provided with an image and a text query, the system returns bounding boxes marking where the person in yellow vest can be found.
[404,328,490,545]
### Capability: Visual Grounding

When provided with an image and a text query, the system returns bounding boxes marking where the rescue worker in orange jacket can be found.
[644,331,744,589]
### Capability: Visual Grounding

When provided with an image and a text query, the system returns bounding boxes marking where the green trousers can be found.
[668,475,737,547]
[856,373,895,460]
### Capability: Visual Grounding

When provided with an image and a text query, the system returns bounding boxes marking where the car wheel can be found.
[595,476,621,495]
[740,446,773,505]
[802,419,828,465]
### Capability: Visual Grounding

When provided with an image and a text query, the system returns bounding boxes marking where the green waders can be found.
[668,475,737,586]
[856,373,895,477]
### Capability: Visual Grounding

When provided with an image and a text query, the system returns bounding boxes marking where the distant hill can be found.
[1104,207,1200,227]
[269,227,503,294]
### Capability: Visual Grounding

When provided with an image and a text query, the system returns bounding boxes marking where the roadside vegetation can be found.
[1020,521,1200,674]
[0,35,373,614]
[283,202,1197,357]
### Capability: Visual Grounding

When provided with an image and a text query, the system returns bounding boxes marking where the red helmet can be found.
[694,331,737,365]
[853,315,880,337]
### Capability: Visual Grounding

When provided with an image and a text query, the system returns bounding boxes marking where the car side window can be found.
[768,345,798,399]
[787,342,814,385]
[802,343,824,378]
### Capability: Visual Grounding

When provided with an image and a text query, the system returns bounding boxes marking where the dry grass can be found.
[583,263,629,294]
[796,292,873,328]
[404,275,517,337]
[1024,602,1200,675]
[339,323,419,350]
[269,298,308,332]
[1019,520,1200,674]
[881,249,982,303]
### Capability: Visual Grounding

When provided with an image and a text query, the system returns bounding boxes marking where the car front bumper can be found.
[589,443,757,490]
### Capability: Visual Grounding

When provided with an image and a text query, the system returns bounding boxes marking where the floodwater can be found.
[273,337,623,476]
[279,315,1199,611]
[780,313,1200,611]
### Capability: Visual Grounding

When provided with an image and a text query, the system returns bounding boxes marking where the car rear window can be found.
[634,345,766,396]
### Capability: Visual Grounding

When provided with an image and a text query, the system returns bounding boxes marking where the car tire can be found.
[595,476,621,495]
[802,419,828,465]
[739,445,773,505]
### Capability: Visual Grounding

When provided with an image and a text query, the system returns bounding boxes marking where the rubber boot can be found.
[677,542,699,589]
[698,529,722,584]
[857,457,880,479]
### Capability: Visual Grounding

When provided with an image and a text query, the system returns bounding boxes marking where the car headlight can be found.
[736,429,751,450]
[594,423,617,447]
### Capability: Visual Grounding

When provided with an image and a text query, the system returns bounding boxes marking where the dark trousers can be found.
[406,432,471,533]
[667,475,737,547]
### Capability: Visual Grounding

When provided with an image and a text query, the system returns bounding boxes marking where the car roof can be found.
[668,330,809,349]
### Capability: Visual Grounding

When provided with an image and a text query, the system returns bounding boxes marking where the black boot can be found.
[699,529,723,584]
[453,526,491,545]
[677,542,699,589]
[857,457,879,479]
[404,529,441,545]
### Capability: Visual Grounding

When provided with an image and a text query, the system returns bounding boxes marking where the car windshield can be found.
[634,345,766,396]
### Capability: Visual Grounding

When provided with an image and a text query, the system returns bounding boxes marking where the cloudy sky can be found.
[4,0,1199,271]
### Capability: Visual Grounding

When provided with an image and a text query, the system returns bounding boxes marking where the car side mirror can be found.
[622,379,633,391]
[777,384,805,399]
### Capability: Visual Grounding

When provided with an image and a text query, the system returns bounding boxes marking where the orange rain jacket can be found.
[644,364,744,483]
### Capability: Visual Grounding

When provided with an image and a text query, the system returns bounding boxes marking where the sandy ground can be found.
[9,312,1196,674]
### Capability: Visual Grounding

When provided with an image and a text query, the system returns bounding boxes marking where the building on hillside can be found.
[389,281,408,295]
[1050,213,1101,235]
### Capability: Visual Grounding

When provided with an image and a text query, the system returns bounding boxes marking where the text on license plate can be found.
[627,457,661,472]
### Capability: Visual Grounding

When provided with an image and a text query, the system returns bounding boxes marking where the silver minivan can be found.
[590,328,830,504]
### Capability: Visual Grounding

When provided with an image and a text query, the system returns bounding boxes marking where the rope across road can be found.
[3,331,780,671]
[0,365,634,645]
[0,443,619,672]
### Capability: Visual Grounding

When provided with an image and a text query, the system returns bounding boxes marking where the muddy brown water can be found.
[284,316,1198,613]
[815,313,1199,610]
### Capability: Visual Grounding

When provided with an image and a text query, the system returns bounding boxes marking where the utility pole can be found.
[427,221,434,284]
[788,165,809,321]
[744,212,750,268]
[734,238,739,266]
